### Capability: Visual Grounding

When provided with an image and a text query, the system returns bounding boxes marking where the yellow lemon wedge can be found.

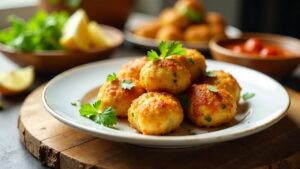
[0,66,34,96]
[60,9,90,52]
[88,21,111,48]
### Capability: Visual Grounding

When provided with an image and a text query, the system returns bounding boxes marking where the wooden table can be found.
[1,43,300,169]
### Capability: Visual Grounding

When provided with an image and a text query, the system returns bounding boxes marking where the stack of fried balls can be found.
[134,0,226,42]
[97,41,241,135]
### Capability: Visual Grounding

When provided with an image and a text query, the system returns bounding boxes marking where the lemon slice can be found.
[0,66,34,96]
[60,9,90,52]
[88,21,110,48]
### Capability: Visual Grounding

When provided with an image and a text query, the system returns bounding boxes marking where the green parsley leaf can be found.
[106,73,117,82]
[242,93,255,101]
[147,41,186,61]
[179,6,203,23]
[79,100,117,127]
[188,58,195,64]
[121,80,135,90]
[206,71,217,77]
[147,50,160,61]
[208,85,218,93]
[204,115,212,122]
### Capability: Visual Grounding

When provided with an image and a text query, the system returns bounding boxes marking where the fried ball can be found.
[118,57,147,81]
[203,70,241,102]
[170,48,206,82]
[97,79,145,117]
[128,92,184,135]
[184,24,211,42]
[156,25,183,41]
[187,84,237,127]
[134,21,161,38]
[159,8,189,29]
[140,59,191,94]
[175,0,205,23]
[209,23,226,37]
[205,12,225,26]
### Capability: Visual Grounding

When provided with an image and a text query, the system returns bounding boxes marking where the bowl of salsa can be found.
[209,33,300,78]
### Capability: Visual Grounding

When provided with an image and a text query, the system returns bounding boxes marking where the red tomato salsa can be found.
[224,38,294,58]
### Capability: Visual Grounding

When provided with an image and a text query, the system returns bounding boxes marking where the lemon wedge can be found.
[60,9,90,51]
[88,21,110,48]
[0,66,34,96]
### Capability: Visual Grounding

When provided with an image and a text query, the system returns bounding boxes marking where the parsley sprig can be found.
[121,80,135,90]
[242,93,255,101]
[106,73,117,82]
[79,100,117,127]
[147,41,187,61]
[178,6,203,23]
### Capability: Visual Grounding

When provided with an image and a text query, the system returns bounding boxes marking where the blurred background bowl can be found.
[0,25,124,74]
[209,33,300,78]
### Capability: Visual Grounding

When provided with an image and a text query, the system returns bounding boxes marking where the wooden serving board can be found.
[18,85,300,169]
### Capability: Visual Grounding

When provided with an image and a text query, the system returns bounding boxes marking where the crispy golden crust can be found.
[156,25,183,41]
[139,59,191,94]
[187,84,237,127]
[128,92,184,135]
[203,70,241,103]
[175,0,205,21]
[170,48,206,82]
[118,57,147,81]
[184,24,211,41]
[134,21,161,38]
[205,12,225,26]
[159,8,190,29]
[97,79,145,117]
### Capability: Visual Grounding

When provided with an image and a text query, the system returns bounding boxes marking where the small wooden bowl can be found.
[0,25,124,74]
[209,33,300,78]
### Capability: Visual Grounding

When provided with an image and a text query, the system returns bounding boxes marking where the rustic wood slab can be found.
[18,84,300,169]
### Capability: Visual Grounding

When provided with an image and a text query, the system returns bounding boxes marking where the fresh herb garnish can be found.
[204,115,212,122]
[79,100,117,127]
[179,6,203,23]
[242,93,255,101]
[106,73,117,82]
[121,80,135,90]
[147,41,186,61]
[0,11,68,52]
[206,71,217,77]
[208,85,218,93]
[188,58,195,64]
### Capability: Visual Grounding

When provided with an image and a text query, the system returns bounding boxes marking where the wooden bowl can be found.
[209,33,300,78]
[0,25,124,74]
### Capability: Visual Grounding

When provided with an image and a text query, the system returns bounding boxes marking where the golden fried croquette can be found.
[209,23,226,37]
[140,59,191,94]
[128,92,184,135]
[118,57,147,81]
[205,12,225,26]
[203,70,241,102]
[187,84,237,127]
[159,8,189,29]
[97,79,145,117]
[155,25,183,41]
[134,21,161,38]
[184,24,211,42]
[170,48,206,82]
[175,0,205,23]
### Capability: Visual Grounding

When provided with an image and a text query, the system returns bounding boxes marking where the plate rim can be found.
[42,57,290,146]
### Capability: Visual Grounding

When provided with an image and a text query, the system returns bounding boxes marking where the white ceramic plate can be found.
[124,13,242,51]
[43,57,290,148]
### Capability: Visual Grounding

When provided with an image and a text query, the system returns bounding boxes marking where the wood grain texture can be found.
[18,85,300,169]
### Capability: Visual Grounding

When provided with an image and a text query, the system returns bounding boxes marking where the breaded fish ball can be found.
[97,79,145,117]
[175,0,205,23]
[134,21,161,38]
[187,84,237,127]
[140,59,191,94]
[156,25,183,41]
[159,8,189,29]
[184,24,210,42]
[128,92,184,135]
[203,70,241,102]
[118,57,147,81]
[170,48,206,82]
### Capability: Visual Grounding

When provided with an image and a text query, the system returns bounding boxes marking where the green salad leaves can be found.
[0,11,68,52]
